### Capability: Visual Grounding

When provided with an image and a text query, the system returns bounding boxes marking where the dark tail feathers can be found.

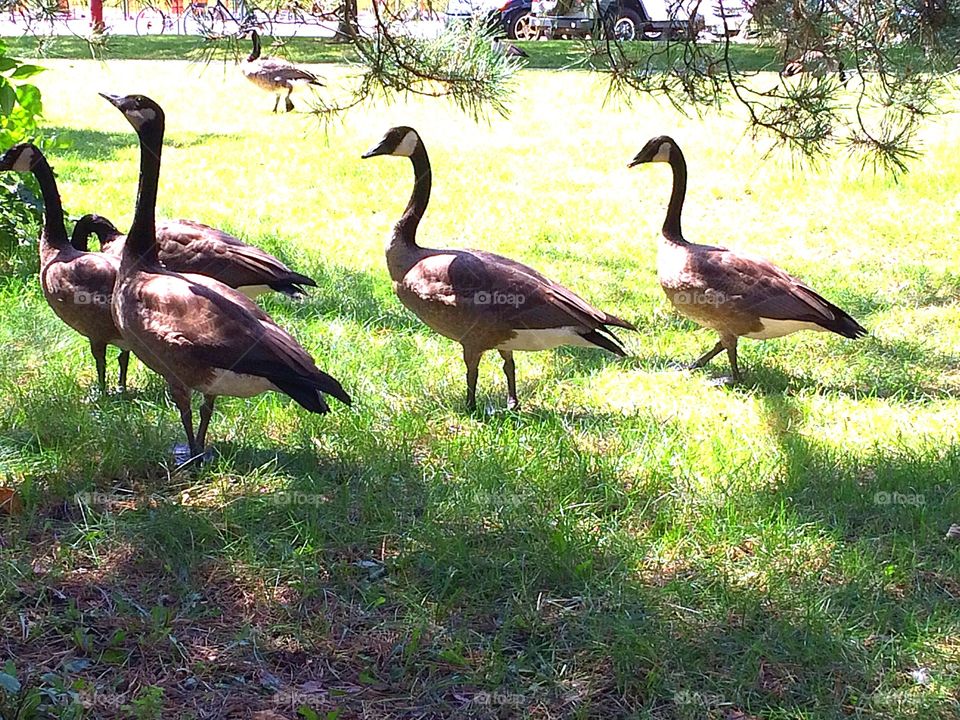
[581,327,629,357]
[271,371,351,414]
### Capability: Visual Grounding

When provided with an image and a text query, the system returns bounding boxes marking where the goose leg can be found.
[284,90,294,112]
[272,94,280,113]
[463,347,482,412]
[195,395,216,451]
[722,336,742,383]
[117,350,130,394]
[498,349,519,410]
[90,340,107,394]
[689,340,724,370]
[169,382,199,456]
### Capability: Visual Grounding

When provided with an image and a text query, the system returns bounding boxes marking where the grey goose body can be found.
[629,135,866,382]
[363,126,634,410]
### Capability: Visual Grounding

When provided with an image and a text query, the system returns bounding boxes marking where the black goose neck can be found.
[663,146,688,243]
[125,123,163,267]
[395,142,431,244]
[248,32,261,62]
[30,151,69,249]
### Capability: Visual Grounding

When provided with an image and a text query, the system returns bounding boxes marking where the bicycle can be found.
[181,0,272,39]
[134,1,178,35]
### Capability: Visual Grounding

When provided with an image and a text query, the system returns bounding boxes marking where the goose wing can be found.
[693,247,866,337]
[257,58,321,84]
[407,249,634,333]
[465,250,635,330]
[135,273,350,408]
[156,220,316,291]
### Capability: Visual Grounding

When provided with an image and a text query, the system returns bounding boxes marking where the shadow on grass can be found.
[3,401,959,718]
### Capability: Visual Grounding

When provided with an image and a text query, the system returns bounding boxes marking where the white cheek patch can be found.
[393,130,419,157]
[12,148,35,172]
[652,142,672,162]
[127,108,157,128]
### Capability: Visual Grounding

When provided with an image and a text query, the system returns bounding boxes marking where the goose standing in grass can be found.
[101,93,350,459]
[242,30,323,113]
[71,214,316,298]
[0,144,131,393]
[362,126,634,411]
[491,36,528,58]
[628,135,866,383]
[781,49,848,85]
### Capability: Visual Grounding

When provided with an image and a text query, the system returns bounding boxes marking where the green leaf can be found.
[297,707,320,720]
[10,64,44,80]
[0,671,21,694]
[0,58,17,73]
[15,84,42,115]
[0,83,15,116]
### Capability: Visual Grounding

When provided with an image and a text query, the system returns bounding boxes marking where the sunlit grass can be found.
[0,59,958,718]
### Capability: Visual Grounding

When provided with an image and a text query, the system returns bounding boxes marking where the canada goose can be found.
[362,126,634,410]
[628,135,866,382]
[782,49,848,85]
[71,214,316,298]
[242,30,323,113]
[491,36,528,58]
[0,144,131,393]
[101,93,349,457]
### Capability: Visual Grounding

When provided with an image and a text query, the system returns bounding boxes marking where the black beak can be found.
[99,92,124,110]
[361,138,391,159]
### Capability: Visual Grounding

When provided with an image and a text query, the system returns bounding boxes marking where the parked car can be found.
[444,0,538,40]
[702,0,751,38]
[529,0,702,41]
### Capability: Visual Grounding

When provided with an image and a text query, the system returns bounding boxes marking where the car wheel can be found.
[507,10,539,40]
[612,9,641,41]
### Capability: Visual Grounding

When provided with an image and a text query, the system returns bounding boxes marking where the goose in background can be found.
[491,36,528,58]
[100,93,349,459]
[628,135,866,383]
[362,126,635,411]
[0,144,130,393]
[71,214,316,298]
[781,49,848,85]
[242,30,323,113]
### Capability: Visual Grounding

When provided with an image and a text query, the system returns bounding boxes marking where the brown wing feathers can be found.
[72,215,317,296]
[710,250,866,337]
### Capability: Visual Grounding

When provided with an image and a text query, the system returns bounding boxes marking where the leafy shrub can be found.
[0,38,45,272]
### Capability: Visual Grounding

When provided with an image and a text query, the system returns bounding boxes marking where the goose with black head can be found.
[628,135,866,382]
[362,126,635,411]
[101,93,350,459]
[242,30,323,113]
[0,143,131,393]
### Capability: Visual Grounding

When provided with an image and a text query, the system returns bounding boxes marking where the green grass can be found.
[1,60,959,718]
[2,33,784,70]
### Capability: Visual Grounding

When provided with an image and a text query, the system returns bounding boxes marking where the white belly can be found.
[744,318,826,340]
[496,327,594,352]
[197,369,276,397]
